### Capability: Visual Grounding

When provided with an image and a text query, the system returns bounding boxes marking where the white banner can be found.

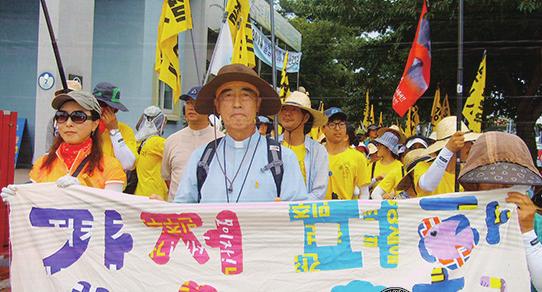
[252,24,302,73]
[8,183,530,291]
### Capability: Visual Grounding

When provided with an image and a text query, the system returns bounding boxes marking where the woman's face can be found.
[376,143,391,158]
[57,101,99,144]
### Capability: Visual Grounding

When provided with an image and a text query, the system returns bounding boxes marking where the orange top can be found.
[30,146,126,189]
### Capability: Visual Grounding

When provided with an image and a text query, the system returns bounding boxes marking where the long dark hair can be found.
[41,128,103,175]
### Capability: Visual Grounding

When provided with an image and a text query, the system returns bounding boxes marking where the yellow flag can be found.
[370,105,375,125]
[279,51,290,102]
[226,0,249,43]
[379,112,383,127]
[228,0,255,68]
[363,90,370,128]
[463,52,486,132]
[310,100,325,141]
[441,93,451,119]
[431,88,443,126]
[405,107,413,137]
[414,105,420,125]
[155,0,192,104]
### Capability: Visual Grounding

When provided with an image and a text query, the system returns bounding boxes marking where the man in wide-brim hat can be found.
[278,90,329,200]
[414,116,481,196]
[174,64,307,203]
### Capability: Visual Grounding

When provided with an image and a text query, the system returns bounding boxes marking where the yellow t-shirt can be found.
[326,148,370,200]
[413,162,464,197]
[282,142,307,183]
[135,136,168,200]
[370,160,404,188]
[30,148,126,189]
[378,166,405,195]
[100,122,138,168]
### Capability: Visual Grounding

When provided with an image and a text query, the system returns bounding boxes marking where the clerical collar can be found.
[225,129,259,149]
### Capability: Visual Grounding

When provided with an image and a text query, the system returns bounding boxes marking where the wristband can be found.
[109,129,120,136]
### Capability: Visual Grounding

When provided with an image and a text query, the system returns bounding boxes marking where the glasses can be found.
[54,111,92,124]
[327,121,347,129]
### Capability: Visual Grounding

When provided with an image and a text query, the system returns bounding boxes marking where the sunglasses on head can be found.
[54,110,96,124]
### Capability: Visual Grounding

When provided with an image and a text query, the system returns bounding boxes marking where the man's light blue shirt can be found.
[278,134,328,200]
[174,131,308,203]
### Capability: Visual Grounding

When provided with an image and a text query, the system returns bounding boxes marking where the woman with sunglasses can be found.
[28,90,126,191]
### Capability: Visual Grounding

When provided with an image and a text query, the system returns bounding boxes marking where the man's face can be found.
[184,99,208,124]
[323,118,347,144]
[214,81,261,133]
[278,105,309,131]
[369,129,378,139]
[258,123,269,135]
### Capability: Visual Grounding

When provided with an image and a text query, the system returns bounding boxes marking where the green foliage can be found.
[280,0,542,124]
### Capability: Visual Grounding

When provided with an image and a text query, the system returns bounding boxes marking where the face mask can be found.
[135,106,166,142]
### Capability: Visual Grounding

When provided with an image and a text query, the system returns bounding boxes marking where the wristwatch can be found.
[109,129,120,136]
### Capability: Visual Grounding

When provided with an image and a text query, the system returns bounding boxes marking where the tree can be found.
[280,0,542,161]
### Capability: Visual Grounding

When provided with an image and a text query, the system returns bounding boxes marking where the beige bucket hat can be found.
[459,131,542,187]
[425,116,481,154]
[281,91,328,128]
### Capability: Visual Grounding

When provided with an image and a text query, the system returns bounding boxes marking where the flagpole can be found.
[455,0,464,192]
[189,30,202,86]
[204,10,229,84]
[39,0,68,92]
[269,0,279,138]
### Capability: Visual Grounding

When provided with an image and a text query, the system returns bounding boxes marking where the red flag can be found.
[392,0,431,117]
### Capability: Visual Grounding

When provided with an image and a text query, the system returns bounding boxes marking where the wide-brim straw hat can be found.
[281,91,327,127]
[425,116,482,154]
[396,148,435,191]
[377,125,406,144]
[368,142,378,155]
[196,64,280,115]
[459,131,542,187]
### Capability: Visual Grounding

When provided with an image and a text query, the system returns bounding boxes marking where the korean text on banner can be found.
[8,183,531,291]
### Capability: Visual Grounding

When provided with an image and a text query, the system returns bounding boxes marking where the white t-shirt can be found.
[162,125,224,201]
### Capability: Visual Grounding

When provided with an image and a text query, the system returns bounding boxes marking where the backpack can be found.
[123,143,144,194]
[196,136,283,203]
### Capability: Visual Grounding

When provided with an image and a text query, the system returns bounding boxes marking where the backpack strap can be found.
[72,156,91,178]
[261,136,283,198]
[196,137,223,203]
[401,166,405,177]
[371,161,377,180]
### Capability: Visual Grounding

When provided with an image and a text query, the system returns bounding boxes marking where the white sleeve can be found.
[359,185,370,200]
[419,147,454,193]
[523,230,542,290]
[110,131,136,170]
[370,186,385,200]
[104,182,124,193]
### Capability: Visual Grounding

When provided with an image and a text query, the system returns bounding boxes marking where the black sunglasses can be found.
[54,111,94,124]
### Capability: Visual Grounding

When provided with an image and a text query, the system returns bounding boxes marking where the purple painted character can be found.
[29,208,93,275]
[418,214,480,270]
[104,210,133,270]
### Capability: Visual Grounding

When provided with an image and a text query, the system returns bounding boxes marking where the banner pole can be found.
[189,30,202,86]
[39,0,68,92]
[269,0,279,138]
[455,0,464,192]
